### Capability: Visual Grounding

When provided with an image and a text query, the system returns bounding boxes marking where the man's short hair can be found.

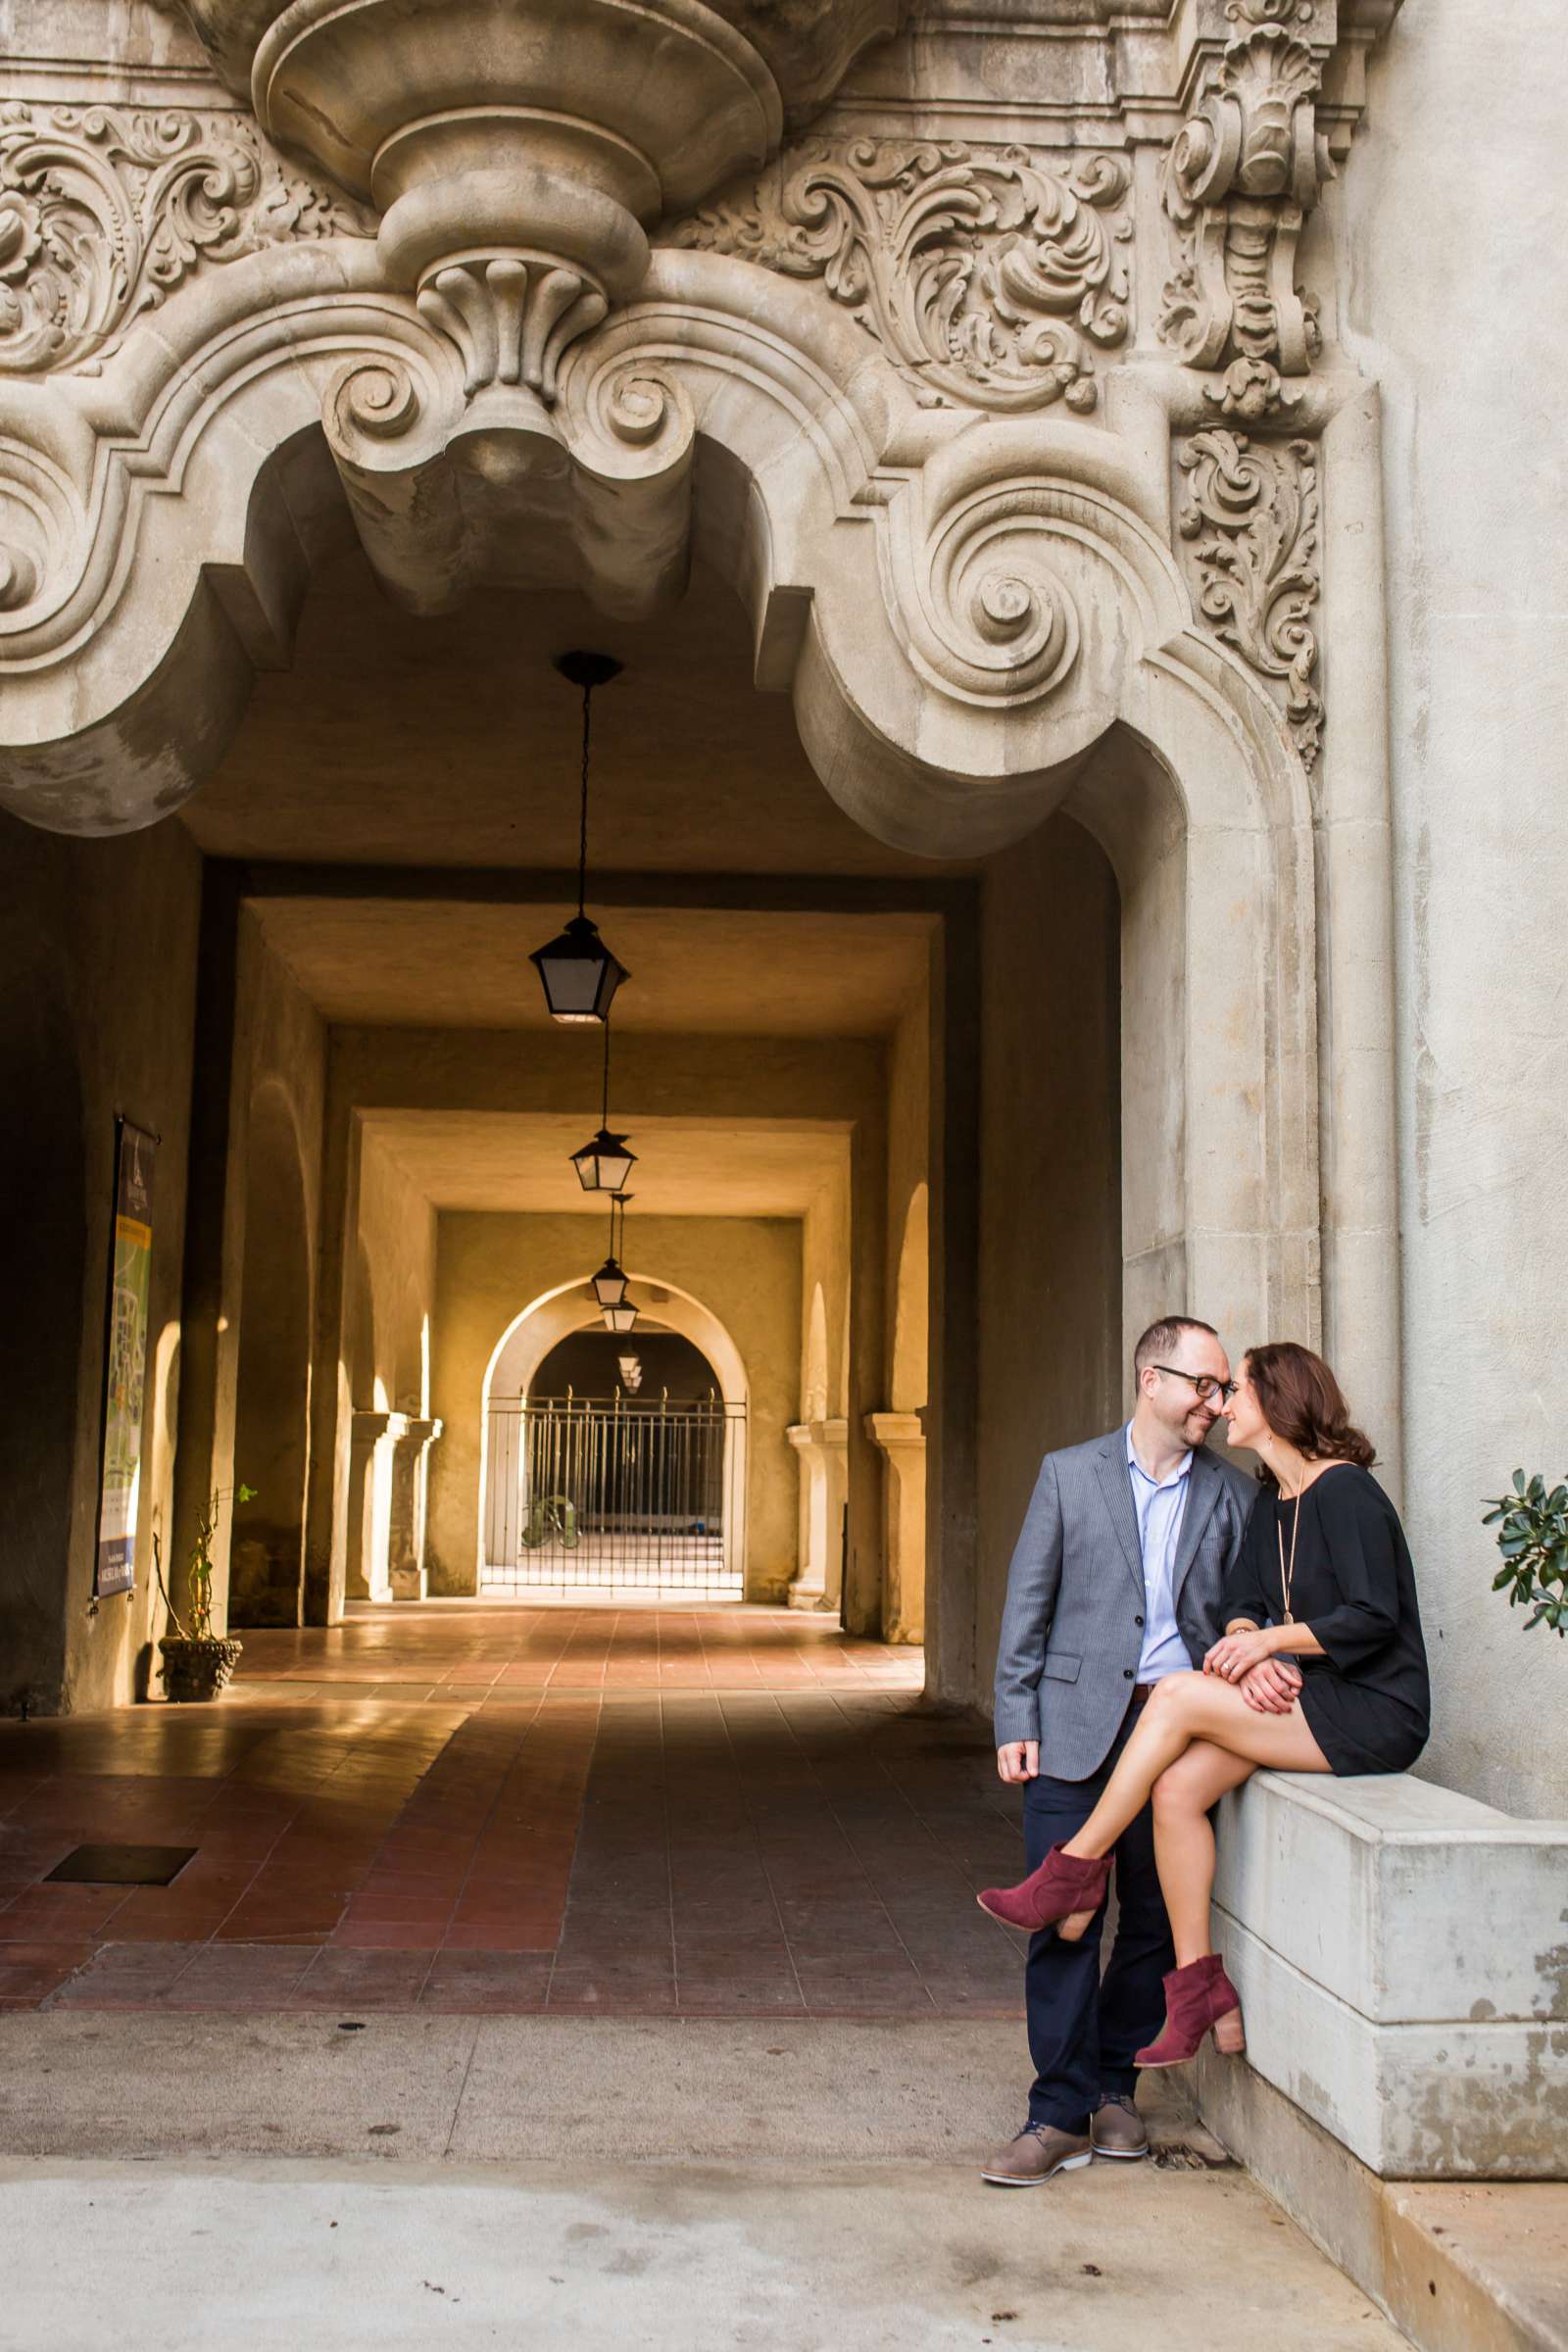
[1132,1315,1219,1379]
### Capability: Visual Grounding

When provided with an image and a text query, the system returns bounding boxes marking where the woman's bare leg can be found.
[1151,1740,1256,1967]
[1061,1674,1330,1865]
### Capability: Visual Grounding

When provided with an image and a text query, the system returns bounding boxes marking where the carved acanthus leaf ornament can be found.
[0,104,371,374]
[1159,25,1330,417]
[1177,427,1322,767]
[667,138,1132,414]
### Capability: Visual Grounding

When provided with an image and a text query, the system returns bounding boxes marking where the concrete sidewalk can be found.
[0,2156,1404,2352]
[0,2015,1409,2352]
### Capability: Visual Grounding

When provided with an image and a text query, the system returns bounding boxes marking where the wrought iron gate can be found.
[482,1394,745,1595]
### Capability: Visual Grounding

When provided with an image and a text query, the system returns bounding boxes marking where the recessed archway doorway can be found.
[479,1279,750,1603]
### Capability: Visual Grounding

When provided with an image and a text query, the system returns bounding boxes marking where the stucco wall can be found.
[974,812,1122,1703]
[223,916,327,1627]
[1340,0,1568,1816]
[427,1211,803,1600]
[356,1126,436,1415]
[0,811,201,1714]
[885,968,931,1414]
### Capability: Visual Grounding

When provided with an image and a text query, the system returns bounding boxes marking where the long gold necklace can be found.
[1275,1481,1303,1624]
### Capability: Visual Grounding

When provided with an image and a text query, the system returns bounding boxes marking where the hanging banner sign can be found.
[94,1119,158,1598]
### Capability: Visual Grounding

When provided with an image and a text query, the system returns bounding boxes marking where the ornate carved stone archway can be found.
[0,0,1406,1470]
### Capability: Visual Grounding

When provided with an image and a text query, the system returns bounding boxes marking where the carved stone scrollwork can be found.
[1177,427,1322,767]
[668,139,1132,414]
[1226,0,1317,23]
[0,103,370,375]
[1159,26,1330,417]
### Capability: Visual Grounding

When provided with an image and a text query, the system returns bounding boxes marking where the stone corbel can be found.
[387,1416,442,1603]
[865,1411,926,1646]
[241,0,889,614]
[1160,21,1332,419]
[320,329,698,621]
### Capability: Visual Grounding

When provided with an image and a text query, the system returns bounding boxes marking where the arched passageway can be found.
[479,1278,750,1601]
[228,1080,314,1628]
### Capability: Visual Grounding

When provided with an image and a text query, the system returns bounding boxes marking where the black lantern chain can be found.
[528,651,629,1026]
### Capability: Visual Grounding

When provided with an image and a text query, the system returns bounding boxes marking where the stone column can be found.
[865,1410,926,1645]
[785,1419,848,1613]
[387,1418,442,1602]
[344,1410,400,1602]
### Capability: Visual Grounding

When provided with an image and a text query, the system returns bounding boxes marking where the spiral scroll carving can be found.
[918,495,1081,706]
[0,437,84,619]
[563,352,697,479]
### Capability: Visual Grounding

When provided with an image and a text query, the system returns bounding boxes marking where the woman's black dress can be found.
[1224,1463,1430,1775]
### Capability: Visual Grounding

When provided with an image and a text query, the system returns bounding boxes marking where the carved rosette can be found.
[1159,25,1330,418]
[667,138,1132,414]
[0,103,369,375]
[1176,427,1322,766]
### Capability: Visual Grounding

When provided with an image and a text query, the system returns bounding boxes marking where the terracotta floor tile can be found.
[0,1609,973,2016]
[330,1919,447,1950]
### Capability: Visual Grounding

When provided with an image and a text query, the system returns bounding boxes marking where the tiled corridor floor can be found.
[0,1607,1026,2017]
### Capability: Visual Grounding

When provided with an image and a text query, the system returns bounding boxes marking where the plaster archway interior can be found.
[228,1079,314,1628]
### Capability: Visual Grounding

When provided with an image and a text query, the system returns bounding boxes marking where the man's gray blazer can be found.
[994,1428,1257,1782]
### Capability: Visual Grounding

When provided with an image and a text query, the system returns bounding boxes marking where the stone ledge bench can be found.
[1198,1768,1567,2181]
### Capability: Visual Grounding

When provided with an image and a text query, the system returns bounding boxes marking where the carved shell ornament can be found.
[669,138,1132,414]
[0,103,369,375]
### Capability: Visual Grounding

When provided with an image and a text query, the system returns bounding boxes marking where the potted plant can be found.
[1482,1472,1568,1636]
[152,1484,255,1700]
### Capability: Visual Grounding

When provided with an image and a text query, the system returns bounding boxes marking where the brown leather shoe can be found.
[980,2123,1093,2186]
[1090,2093,1149,2160]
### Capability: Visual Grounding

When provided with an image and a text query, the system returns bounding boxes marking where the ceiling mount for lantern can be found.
[529,650,629,1025]
[570,1015,637,1194]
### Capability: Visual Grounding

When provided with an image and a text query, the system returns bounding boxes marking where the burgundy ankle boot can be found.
[1134,1953,1246,2067]
[976,1844,1112,1935]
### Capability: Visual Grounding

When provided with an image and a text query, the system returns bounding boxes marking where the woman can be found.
[977,1343,1430,2065]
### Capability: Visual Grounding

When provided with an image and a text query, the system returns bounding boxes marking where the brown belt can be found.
[1130,1683,1157,1703]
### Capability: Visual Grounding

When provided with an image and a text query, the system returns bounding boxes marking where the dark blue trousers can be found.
[1021,1703,1174,2132]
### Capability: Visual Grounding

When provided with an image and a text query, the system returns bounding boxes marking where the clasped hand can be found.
[1204,1628,1302,1715]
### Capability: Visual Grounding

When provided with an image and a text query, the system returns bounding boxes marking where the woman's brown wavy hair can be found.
[1245,1342,1377,1482]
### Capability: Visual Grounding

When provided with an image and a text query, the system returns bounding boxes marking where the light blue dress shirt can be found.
[1125,1422,1194,1682]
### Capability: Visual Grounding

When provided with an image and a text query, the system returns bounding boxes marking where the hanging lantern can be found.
[591,1255,629,1308]
[529,650,628,1025]
[592,1193,634,1326]
[530,913,628,1026]
[569,1013,636,1192]
[571,1128,637,1194]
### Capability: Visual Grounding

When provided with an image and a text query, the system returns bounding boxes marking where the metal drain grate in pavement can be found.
[45,1844,198,1886]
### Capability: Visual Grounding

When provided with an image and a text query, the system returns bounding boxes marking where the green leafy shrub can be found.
[1482,1473,1568,1636]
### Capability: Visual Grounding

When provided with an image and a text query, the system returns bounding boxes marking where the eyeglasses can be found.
[1152,1364,1237,1404]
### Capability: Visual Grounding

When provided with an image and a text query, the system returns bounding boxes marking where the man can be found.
[983,1315,1298,2183]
